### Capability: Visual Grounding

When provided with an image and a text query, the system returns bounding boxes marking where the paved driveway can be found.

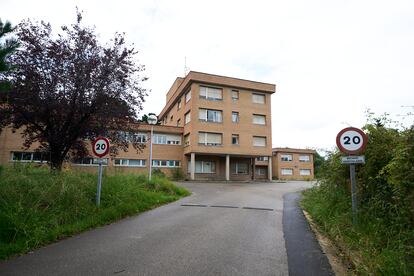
[0,181,316,276]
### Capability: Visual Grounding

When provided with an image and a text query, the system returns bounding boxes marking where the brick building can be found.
[272,148,316,180]
[0,71,276,181]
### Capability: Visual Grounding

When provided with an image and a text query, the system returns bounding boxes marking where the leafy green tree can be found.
[139,113,160,124]
[0,19,19,90]
[313,151,325,178]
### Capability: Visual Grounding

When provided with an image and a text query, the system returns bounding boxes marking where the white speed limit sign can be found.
[92,137,110,158]
[336,127,367,154]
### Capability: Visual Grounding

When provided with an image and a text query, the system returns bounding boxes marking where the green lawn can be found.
[0,164,190,260]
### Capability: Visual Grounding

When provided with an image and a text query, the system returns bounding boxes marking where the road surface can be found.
[0,181,332,275]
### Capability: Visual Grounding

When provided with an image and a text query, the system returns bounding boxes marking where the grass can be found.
[301,182,414,275]
[0,164,190,260]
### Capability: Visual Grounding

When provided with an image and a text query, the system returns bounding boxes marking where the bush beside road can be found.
[0,165,190,260]
[301,115,414,275]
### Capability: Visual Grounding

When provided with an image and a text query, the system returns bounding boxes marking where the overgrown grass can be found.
[301,182,414,275]
[0,164,190,260]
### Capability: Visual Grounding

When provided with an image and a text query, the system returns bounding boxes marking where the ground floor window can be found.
[114,159,146,167]
[188,161,216,173]
[72,158,108,166]
[231,162,249,174]
[256,156,269,161]
[255,167,267,176]
[11,151,49,162]
[152,160,181,168]
[300,169,311,176]
[281,168,293,175]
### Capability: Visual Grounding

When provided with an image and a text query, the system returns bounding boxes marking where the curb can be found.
[302,210,352,276]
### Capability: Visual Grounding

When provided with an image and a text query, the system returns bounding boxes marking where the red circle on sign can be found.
[92,137,110,158]
[336,127,367,155]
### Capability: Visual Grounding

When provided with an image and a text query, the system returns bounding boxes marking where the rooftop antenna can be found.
[184,56,189,77]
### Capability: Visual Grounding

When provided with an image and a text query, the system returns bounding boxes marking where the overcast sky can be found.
[3,0,414,152]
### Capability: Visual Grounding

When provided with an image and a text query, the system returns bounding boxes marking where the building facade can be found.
[0,71,276,181]
[158,71,275,181]
[272,148,316,180]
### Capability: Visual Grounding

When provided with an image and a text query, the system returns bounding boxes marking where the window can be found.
[72,158,108,166]
[11,151,49,162]
[185,90,191,103]
[114,159,146,167]
[170,115,173,122]
[252,114,266,125]
[231,162,249,174]
[299,155,310,162]
[132,133,147,143]
[153,160,181,168]
[177,119,181,127]
[232,112,239,123]
[117,131,130,141]
[255,167,267,176]
[153,134,181,145]
[185,111,191,124]
[232,90,239,101]
[232,134,239,145]
[281,168,293,175]
[199,86,222,100]
[177,99,182,110]
[199,108,222,123]
[253,136,266,147]
[281,154,293,162]
[188,161,216,173]
[198,132,222,146]
[252,93,265,104]
[184,134,190,146]
[256,156,269,161]
[300,169,311,176]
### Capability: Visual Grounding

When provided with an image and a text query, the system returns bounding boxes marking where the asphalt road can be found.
[0,181,330,276]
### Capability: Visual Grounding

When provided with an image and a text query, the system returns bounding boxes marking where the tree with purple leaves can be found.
[0,11,148,170]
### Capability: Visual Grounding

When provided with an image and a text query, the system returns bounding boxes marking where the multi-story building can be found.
[158,71,275,181]
[0,71,276,181]
[272,148,316,180]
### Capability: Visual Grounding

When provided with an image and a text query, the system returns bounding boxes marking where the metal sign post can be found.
[96,158,103,207]
[336,127,368,225]
[92,137,110,207]
[349,164,357,225]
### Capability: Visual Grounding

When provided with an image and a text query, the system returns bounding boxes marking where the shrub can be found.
[170,168,185,181]
[152,168,166,178]
[303,113,414,274]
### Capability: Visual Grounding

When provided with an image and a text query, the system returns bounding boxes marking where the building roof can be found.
[158,71,276,119]
[272,147,316,154]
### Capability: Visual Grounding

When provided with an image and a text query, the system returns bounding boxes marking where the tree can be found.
[0,11,148,170]
[0,19,19,90]
[313,150,325,178]
[138,113,161,124]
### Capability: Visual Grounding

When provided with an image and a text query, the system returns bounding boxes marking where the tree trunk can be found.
[49,150,64,171]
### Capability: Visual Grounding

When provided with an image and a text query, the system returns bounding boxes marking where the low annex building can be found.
[272,148,316,180]
[0,71,276,181]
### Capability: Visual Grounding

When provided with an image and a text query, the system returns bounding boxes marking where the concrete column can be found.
[252,157,256,181]
[225,154,230,181]
[190,153,195,180]
[268,156,273,181]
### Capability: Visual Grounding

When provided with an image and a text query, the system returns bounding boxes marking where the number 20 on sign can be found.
[336,127,367,155]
